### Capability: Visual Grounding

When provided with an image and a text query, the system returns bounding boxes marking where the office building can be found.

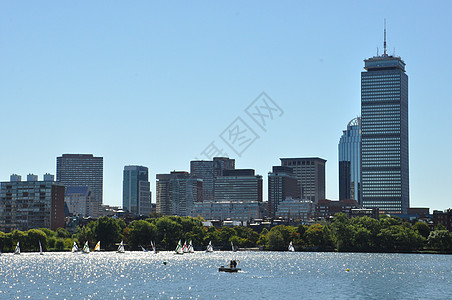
[214,169,263,203]
[268,166,298,217]
[192,200,264,222]
[56,154,103,210]
[65,186,99,218]
[338,117,362,202]
[360,31,409,213]
[156,171,202,216]
[274,197,314,221]
[315,199,360,219]
[190,157,235,202]
[123,165,151,216]
[280,158,326,202]
[0,174,65,232]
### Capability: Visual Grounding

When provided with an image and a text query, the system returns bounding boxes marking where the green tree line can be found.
[1,214,451,253]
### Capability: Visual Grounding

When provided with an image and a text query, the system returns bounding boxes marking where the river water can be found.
[0,251,450,299]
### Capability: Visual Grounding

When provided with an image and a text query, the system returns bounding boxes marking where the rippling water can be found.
[0,251,450,299]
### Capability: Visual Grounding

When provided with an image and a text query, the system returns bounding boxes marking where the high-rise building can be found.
[360,31,409,214]
[214,169,263,203]
[122,165,151,216]
[280,158,326,203]
[338,117,361,202]
[156,171,202,216]
[190,157,235,202]
[0,174,65,232]
[56,154,103,210]
[268,166,298,217]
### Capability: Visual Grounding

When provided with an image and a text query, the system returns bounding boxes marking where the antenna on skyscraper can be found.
[383,19,387,57]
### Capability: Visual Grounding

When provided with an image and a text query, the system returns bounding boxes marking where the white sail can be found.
[39,240,44,255]
[206,241,214,252]
[117,241,125,253]
[231,241,237,252]
[288,241,295,252]
[82,241,90,254]
[72,241,79,253]
[182,240,189,253]
[94,241,101,251]
[140,245,148,252]
[188,240,194,253]
[175,240,183,254]
[14,242,20,255]
[152,241,157,254]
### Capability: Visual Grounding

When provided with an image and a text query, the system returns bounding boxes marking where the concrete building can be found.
[65,186,99,218]
[280,157,326,203]
[339,117,361,203]
[214,169,263,202]
[123,165,151,216]
[156,171,202,216]
[192,200,264,222]
[190,157,235,202]
[56,154,103,211]
[275,197,314,221]
[268,166,298,217]
[0,174,65,232]
[360,33,409,214]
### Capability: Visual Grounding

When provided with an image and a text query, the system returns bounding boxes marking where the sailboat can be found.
[206,241,214,253]
[82,241,90,254]
[140,245,148,252]
[117,241,125,253]
[174,240,183,255]
[182,241,189,253]
[94,241,101,252]
[188,240,194,253]
[72,241,79,253]
[151,241,158,254]
[231,241,237,252]
[39,240,44,255]
[14,242,20,255]
[288,241,295,252]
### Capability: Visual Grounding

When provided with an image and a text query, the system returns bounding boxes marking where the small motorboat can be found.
[218,266,241,273]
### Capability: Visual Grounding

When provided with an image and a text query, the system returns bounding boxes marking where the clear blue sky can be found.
[1,1,451,211]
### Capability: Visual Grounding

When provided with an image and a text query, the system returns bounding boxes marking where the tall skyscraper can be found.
[268,166,298,217]
[56,154,103,208]
[360,29,409,214]
[190,157,235,202]
[156,171,202,216]
[123,165,151,216]
[338,117,361,202]
[280,157,326,203]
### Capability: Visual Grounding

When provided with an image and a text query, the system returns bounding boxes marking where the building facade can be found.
[192,200,263,222]
[360,45,409,213]
[338,117,362,202]
[274,197,314,221]
[0,174,65,232]
[268,166,298,217]
[214,169,263,203]
[56,154,103,210]
[315,199,360,219]
[122,165,151,216]
[65,186,98,218]
[280,157,326,202]
[190,157,235,202]
[156,171,202,216]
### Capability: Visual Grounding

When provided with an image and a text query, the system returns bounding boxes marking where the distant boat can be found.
[219,260,240,272]
[182,241,189,253]
[188,240,194,253]
[82,241,90,254]
[288,241,295,252]
[14,242,20,255]
[231,241,237,252]
[39,240,44,255]
[72,242,79,253]
[206,241,214,253]
[174,240,183,255]
[94,241,101,252]
[117,241,125,253]
[140,245,148,252]
[151,241,158,254]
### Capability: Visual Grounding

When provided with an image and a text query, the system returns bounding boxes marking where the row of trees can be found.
[1,214,451,253]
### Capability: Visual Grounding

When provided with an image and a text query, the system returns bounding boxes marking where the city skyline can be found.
[1,1,451,211]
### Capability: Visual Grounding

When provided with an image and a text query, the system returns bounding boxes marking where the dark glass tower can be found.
[338,117,361,202]
[123,165,151,216]
[360,34,409,213]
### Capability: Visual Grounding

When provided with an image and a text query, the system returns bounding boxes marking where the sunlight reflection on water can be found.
[0,251,450,299]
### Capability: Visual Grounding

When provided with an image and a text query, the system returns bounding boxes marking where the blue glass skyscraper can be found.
[338,117,361,202]
[360,32,409,214]
[123,165,151,216]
